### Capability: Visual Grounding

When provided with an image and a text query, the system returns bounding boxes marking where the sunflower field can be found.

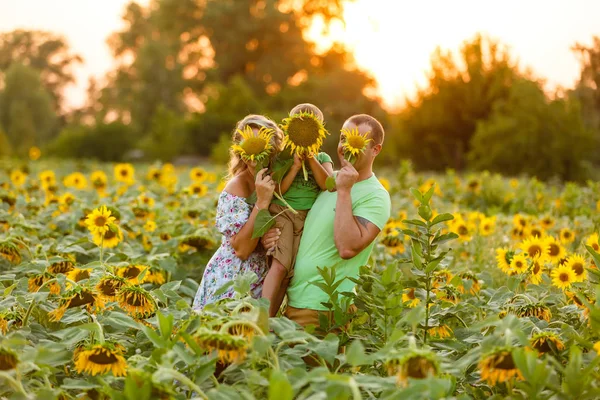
[1,157,600,400]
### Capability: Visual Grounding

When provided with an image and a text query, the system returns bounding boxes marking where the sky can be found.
[1,0,599,110]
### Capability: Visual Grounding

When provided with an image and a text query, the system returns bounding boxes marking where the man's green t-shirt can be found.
[272,152,332,211]
[287,174,391,310]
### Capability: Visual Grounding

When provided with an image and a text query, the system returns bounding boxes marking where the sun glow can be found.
[305,0,594,110]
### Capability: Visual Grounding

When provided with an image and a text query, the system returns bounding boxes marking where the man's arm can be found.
[334,188,381,259]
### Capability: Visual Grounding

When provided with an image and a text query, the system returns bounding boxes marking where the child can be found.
[261,103,334,317]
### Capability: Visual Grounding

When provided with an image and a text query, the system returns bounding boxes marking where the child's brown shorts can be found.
[268,203,309,278]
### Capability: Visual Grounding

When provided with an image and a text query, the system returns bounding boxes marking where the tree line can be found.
[0,0,599,181]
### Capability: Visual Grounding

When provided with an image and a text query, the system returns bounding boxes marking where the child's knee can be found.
[272,259,288,274]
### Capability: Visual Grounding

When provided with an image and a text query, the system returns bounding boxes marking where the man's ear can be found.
[372,144,382,157]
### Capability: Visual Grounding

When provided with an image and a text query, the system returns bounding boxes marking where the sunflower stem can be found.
[99,235,105,265]
[22,299,37,327]
[91,314,105,343]
[0,371,30,398]
[302,160,308,181]
[272,192,298,215]
[156,368,208,400]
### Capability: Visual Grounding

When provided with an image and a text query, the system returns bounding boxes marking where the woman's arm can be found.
[230,169,275,260]
[307,155,333,190]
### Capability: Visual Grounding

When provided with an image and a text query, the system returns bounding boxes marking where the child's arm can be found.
[278,154,302,195]
[306,154,333,191]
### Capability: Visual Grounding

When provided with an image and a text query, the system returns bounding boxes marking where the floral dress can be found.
[192,191,268,310]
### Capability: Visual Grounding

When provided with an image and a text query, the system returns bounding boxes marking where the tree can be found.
[0,63,56,154]
[141,105,186,161]
[0,30,82,112]
[399,34,520,171]
[468,79,595,181]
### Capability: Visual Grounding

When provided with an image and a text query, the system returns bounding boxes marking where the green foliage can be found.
[0,63,57,154]
[0,128,12,157]
[468,79,596,181]
[141,105,186,161]
[0,30,82,111]
[48,122,135,161]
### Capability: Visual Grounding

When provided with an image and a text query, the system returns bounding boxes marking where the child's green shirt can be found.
[272,152,332,211]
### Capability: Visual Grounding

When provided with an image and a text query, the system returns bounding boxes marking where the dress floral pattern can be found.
[192,191,268,310]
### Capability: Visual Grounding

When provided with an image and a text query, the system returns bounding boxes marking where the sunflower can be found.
[10,169,27,188]
[39,170,56,189]
[433,269,454,288]
[466,178,481,193]
[74,342,127,377]
[457,272,481,295]
[594,342,600,356]
[513,214,529,230]
[143,220,157,233]
[190,167,207,182]
[565,254,587,282]
[92,225,123,249]
[436,286,460,304]
[516,303,552,321]
[28,146,41,161]
[340,126,372,164]
[510,254,529,274]
[49,288,104,322]
[96,275,128,301]
[551,264,576,290]
[559,228,575,244]
[510,227,526,241]
[381,235,405,255]
[180,234,216,251]
[114,163,135,185]
[495,248,513,274]
[519,236,549,262]
[28,273,60,294]
[529,260,544,285]
[60,192,76,207]
[478,348,523,386]
[545,236,566,264]
[66,268,91,283]
[0,347,18,371]
[479,217,496,236]
[90,170,108,192]
[117,285,156,319]
[159,232,171,242]
[146,167,163,182]
[117,265,149,283]
[193,328,249,364]
[586,233,600,253]
[231,125,275,164]
[187,183,208,197]
[141,269,166,285]
[378,177,391,191]
[530,332,565,354]
[527,225,545,239]
[227,321,258,341]
[385,350,439,386]
[281,111,328,158]
[63,172,88,190]
[85,206,116,235]
[539,215,555,230]
[402,288,420,307]
[0,240,21,264]
[429,325,453,339]
[450,219,473,242]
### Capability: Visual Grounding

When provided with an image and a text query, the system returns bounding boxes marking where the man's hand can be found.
[336,159,358,192]
[261,227,281,255]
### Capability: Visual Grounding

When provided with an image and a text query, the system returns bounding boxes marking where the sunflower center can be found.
[125,292,148,307]
[528,245,542,258]
[533,338,552,353]
[88,348,119,365]
[559,272,570,282]
[240,137,268,155]
[67,291,96,308]
[347,135,367,150]
[493,352,516,370]
[533,263,541,274]
[104,229,117,240]
[50,261,74,274]
[94,216,107,227]
[405,356,435,379]
[99,280,122,296]
[593,243,599,251]
[571,262,584,275]
[287,118,321,147]
[549,244,560,256]
[530,229,542,237]
[563,231,571,239]
[120,169,129,177]
[0,352,18,370]
[407,289,415,299]
[458,226,468,235]
[515,261,523,268]
[123,266,141,279]
[74,270,90,282]
[193,186,201,194]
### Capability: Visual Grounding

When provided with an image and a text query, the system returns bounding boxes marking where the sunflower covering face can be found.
[340,127,372,163]
[231,125,275,167]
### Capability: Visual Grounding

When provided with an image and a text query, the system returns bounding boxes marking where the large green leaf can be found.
[252,209,276,239]
[268,370,293,400]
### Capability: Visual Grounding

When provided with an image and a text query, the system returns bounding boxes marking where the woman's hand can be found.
[255,168,275,209]
[292,153,303,170]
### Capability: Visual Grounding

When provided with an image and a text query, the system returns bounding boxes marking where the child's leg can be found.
[262,258,289,317]
[262,204,293,317]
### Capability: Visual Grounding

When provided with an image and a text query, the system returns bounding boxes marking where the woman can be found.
[192,115,282,310]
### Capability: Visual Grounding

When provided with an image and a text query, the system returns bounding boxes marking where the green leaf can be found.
[403,219,427,227]
[252,209,276,239]
[326,176,336,191]
[423,183,436,203]
[268,370,293,400]
[418,205,432,221]
[410,188,424,203]
[346,340,370,366]
[157,311,174,340]
[431,213,454,226]
[432,232,459,245]
[272,159,294,184]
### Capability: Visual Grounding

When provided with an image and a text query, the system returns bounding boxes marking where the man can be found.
[263,114,391,327]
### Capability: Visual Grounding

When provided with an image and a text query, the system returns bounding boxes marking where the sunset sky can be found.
[2,0,599,110]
